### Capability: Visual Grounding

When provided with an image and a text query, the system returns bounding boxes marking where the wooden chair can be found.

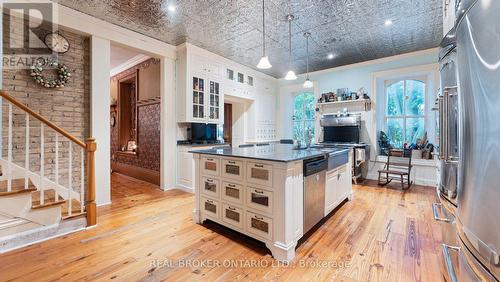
[378,149,413,190]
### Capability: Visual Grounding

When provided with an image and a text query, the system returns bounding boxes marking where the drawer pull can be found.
[228,161,236,164]
[253,215,264,220]
[207,158,214,161]
[206,179,214,183]
[254,164,264,168]
[228,207,236,211]
[254,189,264,194]
[442,244,460,282]
[206,199,214,204]
[228,184,236,188]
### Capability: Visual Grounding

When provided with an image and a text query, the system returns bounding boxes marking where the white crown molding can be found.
[110,54,151,77]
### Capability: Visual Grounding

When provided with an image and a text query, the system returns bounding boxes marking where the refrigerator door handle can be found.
[438,96,445,160]
[442,243,460,282]
[433,202,451,222]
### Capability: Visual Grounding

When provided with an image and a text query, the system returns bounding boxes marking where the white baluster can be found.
[7,104,12,192]
[40,124,44,205]
[80,147,84,213]
[55,133,59,201]
[68,142,72,217]
[25,114,29,190]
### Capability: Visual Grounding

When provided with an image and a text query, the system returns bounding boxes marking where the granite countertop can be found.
[189,144,350,162]
[177,141,230,147]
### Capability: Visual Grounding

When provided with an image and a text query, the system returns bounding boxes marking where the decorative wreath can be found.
[30,59,71,88]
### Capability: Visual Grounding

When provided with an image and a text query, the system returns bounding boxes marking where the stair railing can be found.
[0,90,96,227]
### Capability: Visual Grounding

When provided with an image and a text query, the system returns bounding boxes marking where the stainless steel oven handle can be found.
[432,202,451,222]
[442,243,460,282]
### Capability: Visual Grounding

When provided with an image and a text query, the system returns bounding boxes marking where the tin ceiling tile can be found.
[55,0,442,78]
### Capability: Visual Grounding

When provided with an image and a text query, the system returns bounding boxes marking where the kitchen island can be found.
[190,144,352,261]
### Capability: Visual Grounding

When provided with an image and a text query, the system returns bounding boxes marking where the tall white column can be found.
[90,35,111,205]
[160,57,177,190]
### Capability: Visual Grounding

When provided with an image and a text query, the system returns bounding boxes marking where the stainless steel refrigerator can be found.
[451,0,500,280]
[436,27,461,282]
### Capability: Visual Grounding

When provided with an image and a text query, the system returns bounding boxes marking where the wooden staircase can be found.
[0,90,97,252]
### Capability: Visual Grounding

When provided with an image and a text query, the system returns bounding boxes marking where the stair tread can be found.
[0,221,42,238]
[0,188,37,196]
[0,178,36,191]
[62,211,86,220]
[31,200,66,210]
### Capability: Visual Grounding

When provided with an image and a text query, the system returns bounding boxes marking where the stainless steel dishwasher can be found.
[303,156,327,233]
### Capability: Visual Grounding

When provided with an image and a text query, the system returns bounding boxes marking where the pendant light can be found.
[303,32,313,88]
[284,14,297,80]
[256,0,272,69]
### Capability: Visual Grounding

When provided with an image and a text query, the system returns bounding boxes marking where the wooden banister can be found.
[0,90,86,148]
[0,90,97,227]
[85,138,97,226]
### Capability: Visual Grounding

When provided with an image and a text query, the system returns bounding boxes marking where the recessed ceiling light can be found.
[384,19,393,26]
[167,4,176,12]
[327,53,334,60]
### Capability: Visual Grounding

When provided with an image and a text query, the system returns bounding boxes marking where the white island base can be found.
[192,153,352,262]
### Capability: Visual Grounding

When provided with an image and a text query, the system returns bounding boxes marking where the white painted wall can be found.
[278,49,440,186]
[90,36,111,205]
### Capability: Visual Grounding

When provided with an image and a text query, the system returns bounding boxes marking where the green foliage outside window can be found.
[386,80,425,148]
[293,92,315,145]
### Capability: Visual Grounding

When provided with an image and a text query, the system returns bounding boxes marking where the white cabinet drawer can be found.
[201,197,219,220]
[222,203,244,230]
[246,186,273,215]
[221,159,244,181]
[202,157,219,176]
[221,181,243,205]
[246,162,273,187]
[201,177,220,199]
[246,211,272,240]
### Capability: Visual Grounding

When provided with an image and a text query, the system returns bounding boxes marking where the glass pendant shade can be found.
[303,78,313,88]
[257,56,272,69]
[284,70,297,80]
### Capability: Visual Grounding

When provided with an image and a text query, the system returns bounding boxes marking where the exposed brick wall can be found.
[2,15,90,192]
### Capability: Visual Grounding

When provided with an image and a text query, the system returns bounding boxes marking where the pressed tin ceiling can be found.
[54,0,443,78]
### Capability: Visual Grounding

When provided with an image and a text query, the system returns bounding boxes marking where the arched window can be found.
[293,92,315,144]
[385,79,426,148]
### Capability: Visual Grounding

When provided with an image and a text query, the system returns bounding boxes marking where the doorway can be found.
[109,44,161,191]
[223,103,232,144]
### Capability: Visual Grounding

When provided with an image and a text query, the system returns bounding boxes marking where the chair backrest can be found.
[387,149,412,173]
[256,143,270,146]
[239,144,254,148]
[280,139,293,144]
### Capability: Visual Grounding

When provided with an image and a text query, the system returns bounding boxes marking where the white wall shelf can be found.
[317,99,371,112]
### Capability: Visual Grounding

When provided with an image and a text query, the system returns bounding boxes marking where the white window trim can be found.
[384,77,427,147]
[371,63,439,161]
[293,92,315,142]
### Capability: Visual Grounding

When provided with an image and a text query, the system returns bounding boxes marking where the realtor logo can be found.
[1,0,58,69]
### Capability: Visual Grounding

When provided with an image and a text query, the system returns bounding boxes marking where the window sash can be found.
[385,79,426,146]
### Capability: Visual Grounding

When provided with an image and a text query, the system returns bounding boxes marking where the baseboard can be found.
[111,162,160,185]
[169,184,194,194]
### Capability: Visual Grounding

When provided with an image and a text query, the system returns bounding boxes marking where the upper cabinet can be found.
[443,0,457,35]
[177,46,224,124]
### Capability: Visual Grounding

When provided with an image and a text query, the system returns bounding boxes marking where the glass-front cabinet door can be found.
[208,80,220,121]
[192,76,205,119]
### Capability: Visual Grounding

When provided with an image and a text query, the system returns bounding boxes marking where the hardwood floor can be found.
[0,174,443,281]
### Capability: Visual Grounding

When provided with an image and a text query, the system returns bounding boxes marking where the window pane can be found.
[406,118,425,145]
[405,80,425,116]
[387,118,404,148]
[293,94,304,121]
[304,93,315,120]
[293,121,303,141]
[387,81,404,116]
[305,120,315,144]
